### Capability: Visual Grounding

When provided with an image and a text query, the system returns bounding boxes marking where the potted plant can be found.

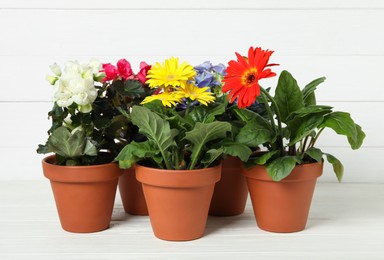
[115,57,251,241]
[101,60,151,216]
[193,61,250,216]
[37,59,148,232]
[222,46,366,232]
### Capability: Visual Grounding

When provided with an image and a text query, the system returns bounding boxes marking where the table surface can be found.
[0,181,383,260]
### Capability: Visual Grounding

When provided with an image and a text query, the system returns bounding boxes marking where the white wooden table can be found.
[1,181,383,259]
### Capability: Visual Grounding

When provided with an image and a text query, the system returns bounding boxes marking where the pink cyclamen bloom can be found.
[137,62,151,84]
[117,59,133,80]
[101,63,118,82]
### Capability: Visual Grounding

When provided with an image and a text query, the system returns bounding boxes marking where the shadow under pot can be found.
[42,155,123,233]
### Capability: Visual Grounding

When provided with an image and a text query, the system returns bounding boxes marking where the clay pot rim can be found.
[42,155,123,183]
[242,161,323,182]
[135,163,222,188]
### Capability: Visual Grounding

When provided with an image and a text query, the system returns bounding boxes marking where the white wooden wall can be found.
[0,0,383,182]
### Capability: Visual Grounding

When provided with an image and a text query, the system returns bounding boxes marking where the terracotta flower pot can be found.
[42,155,123,233]
[118,168,148,215]
[135,164,221,241]
[209,156,248,216]
[242,162,323,233]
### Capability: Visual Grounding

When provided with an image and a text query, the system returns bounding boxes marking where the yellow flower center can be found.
[241,68,258,87]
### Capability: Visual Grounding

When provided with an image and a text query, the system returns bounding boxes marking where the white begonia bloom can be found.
[52,60,99,113]
[88,58,105,82]
[49,63,62,77]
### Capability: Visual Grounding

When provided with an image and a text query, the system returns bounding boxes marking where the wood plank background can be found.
[0,0,382,182]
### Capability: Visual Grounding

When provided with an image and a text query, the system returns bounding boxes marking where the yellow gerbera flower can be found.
[141,92,183,107]
[146,57,196,89]
[176,83,216,106]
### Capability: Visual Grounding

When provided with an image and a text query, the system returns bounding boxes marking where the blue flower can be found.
[213,64,226,76]
[194,61,213,72]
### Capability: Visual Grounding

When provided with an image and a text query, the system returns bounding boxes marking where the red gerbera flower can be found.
[222,47,278,108]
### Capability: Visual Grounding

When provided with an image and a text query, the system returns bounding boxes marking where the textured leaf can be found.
[115,140,161,169]
[274,70,304,123]
[84,139,98,156]
[305,147,323,163]
[348,124,366,150]
[130,106,178,168]
[302,77,326,106]
[325,153,344,182]
[201,148,224,168]
[223,143,252,162]
[186,103,226,124]
[235,113,274,147]
[320,112,358,144]
[185,121,231,169]
[266,156,300,181]
[288,113,325,146]
[47,127,86,158]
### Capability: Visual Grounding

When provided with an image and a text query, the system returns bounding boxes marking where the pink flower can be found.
[101,63,118,82]
[137,62,151,84]
[117,59,133,80]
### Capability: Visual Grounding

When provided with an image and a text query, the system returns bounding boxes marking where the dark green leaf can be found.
[115,79,145,98]
[185,121,231,169]
[274,70,304,123]
[223,143,252,162]
[201,148,224,168]
[302,77,326,106]
[348,124,366,150]
[235,113,274,147]
[288,105,333,120]
[245,151,278,167]
[325,153,344,182]
[130,106,178,167]
[115,140,161,169]
[266,156,300,181]
[305,147,323,163]
[320,112,358,145]
[186,103,226,124]
[288,113,325,146]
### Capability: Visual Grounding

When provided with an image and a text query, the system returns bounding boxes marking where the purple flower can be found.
[195,71,214,87]
[194,61,213,72]
[213,64,226,76]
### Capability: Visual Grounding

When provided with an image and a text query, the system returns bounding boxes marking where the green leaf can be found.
[348,124,366,150]
[84,139,98,156]
[201,148,224,168]
[115,140,161,169]
[325,153,344,182]
[274,70,304,123]
[115,79,145,98]
[130,106,178,168]
[266,156,300,181]
[222,142,252,162]
[185,121,231,169]
[320,112,358,145]
[305,147,323,163]
[288,105,333,120]
[245,151,278,168]
[302,77,326,106]
[46,127,87,158]
[288,113,325,146]
[235,113,274,147]
[186,103,226,124]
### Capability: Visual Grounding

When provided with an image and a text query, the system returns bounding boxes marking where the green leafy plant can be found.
[37,59,150,166]
[223,47,366,181]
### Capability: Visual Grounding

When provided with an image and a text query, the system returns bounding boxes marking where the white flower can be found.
[49,63,62,77]
[64,61,82,74]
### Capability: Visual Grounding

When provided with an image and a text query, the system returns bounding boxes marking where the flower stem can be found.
[260,87,285,156]
[309,127,325,148]
[260,92,277,133]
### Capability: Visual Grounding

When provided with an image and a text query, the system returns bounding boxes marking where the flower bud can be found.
[46,75,58,85]
[49,63,62,77]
